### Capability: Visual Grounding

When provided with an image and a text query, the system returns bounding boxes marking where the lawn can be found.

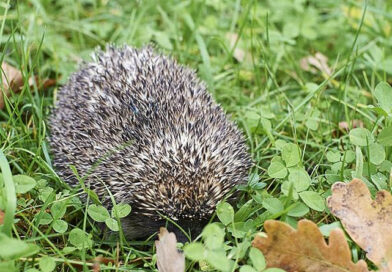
[0,0,391,271]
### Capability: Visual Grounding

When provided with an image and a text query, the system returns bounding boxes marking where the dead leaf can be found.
[92,261,100,272]
[226,33,246,63]
[300,52,332,76]
[0,209,4,225]
[1,62,25,109]
[327,178,392,271]
[68,256,119,271]
[252,219,369,272]
[91,256,118,272]
[155,227,185,272]
[0,62,54,110]
[339,119,364,131]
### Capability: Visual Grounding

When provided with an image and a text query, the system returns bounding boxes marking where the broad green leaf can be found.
[349,128,374,146]
[354,146,364,178]
[39,256,56,272]
[202,223,225,250]
[69,228,92,249]
[38,212,53,225]
[62,247,76,255]
[87,204,110,222]
[249,247,266,271]
[371,173,388,190]
[184,242,205,261]
[369,143,385,165]
[228,222,248,238]
[205,249,233,272]
[281,181,299,200]
[0,233,39,260]
[267,161,287,179]
[373,82,392,114]
[25,268,40,272]
[234,241,251,259]
[369,105,388,116]
[111,204,131,218]
[262,198,284,214]
[288,168,311,192]
[305,110,320,131]
[53,219,68,233]
[287,202,309,217]
[275,140,287,151]
[245,112,260,131]
[380,160,392,173]
[240,265,258,272]
[378,127,392,146]
[282,143,301,167]
[326,151,341,163]
[50,201,67,220]
[248,173,260,187]
[0,261,16,271]
[344,150,356,163]
[105,218,119,231]
[13,175,36,194]
[260,117,275,144]
[216,201,234,226]
[319,222,343,237]
[38,187,54,202]
[154,31,173,50]
[299,191,325,211]
[234,199,255,222]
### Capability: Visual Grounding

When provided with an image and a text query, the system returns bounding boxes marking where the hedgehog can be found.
[48,45,251,240]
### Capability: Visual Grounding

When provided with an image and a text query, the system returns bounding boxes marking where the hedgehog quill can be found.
[48,46,251,240]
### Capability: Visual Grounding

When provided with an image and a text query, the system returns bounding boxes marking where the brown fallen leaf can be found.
[339,119,364,131]
[91,256,119,272]
[0,209,4,225]
[226,33,247,63]
[300,52,332,76]
[327,178,392,271]
[252,219,369,272]
[0,62,55,110]
[68,256,120,271]
[92,261,100,272]
[1,62,25,109]
[155,228,185,272]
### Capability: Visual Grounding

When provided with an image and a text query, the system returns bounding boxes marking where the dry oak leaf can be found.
[327,178,392,271]
[155,227,185,272]
[252,219,369,272]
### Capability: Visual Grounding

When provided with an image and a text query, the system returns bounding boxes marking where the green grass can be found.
[0,0,391,271]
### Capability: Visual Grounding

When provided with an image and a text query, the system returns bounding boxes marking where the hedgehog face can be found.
[119,212,208,242]
[130,161,242,220]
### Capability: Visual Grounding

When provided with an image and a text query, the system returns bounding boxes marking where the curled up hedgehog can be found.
[48,46,251,241]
